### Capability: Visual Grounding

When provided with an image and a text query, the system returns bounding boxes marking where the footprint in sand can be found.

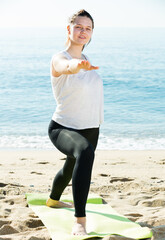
[125,213,143,217]
[4,208,12,214]
[19,158,28,160]
[151,177,159,180]
[30,172,43,175]
[0,183,8,188]
[4,199,14,205]
[110,177,134,183]
[99,173,111,177]
[29,214,39,219]
[0,196,5,201]
[37,161,49,165]
[0,224,19,235]
[25,218,44,228]
[111,161,127,165]
[0,220,12,228]
[158,159,165,165]
[9,183,24,187]
[130,195,152,206]
[142,198,165,207]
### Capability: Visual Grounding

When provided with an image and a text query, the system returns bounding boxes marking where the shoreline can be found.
[0,150,165,239]
[1,134,165,151]
[0,148,165,151]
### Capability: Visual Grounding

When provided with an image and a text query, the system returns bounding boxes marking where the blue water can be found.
[0,27,165,149]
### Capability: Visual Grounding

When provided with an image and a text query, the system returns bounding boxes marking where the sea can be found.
[0,27,165,150]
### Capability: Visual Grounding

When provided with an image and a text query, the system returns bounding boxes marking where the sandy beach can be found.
[0,150,165,240]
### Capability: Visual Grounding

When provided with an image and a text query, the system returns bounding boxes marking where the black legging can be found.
[48,120,99,217]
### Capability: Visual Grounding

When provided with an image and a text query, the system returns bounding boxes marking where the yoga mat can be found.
[26,193,152,240]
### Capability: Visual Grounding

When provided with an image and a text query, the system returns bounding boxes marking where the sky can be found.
[0,0,165,28]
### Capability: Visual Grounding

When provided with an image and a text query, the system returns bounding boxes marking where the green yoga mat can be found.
[26,193,152,240]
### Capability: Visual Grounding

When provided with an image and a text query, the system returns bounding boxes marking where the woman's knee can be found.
[76,143,95,163]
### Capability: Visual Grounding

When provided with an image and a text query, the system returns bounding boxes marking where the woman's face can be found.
[67,16,93,46]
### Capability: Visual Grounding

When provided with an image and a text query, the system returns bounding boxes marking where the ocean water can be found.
[0,27,165,150]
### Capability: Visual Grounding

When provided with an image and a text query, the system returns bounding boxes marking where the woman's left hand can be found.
[78,60,99,71]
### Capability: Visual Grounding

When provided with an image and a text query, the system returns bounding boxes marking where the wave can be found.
[0,134,165,150]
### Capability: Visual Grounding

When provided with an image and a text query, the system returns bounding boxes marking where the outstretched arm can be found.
[52,54,99,77]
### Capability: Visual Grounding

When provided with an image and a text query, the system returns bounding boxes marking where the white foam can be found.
[98,134,165,150]
[0,135,54,150]
[0,134,165,150]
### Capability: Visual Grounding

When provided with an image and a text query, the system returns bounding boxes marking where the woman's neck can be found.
[65,43,84,59]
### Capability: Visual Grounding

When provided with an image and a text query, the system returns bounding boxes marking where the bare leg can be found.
[72,217,87,235]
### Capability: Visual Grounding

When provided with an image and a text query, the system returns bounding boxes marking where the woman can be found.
[47,9,104,235]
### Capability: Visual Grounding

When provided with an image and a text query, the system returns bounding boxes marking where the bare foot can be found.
[46,198,74,208]
[72,217,87,235]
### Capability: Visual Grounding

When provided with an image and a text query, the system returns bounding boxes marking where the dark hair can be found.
[66,9,94,51]
[68,9,94,29]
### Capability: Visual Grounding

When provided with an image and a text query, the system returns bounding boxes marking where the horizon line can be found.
[0,26,165,29]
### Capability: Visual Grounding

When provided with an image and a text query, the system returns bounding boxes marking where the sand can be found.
[0,150,165,240]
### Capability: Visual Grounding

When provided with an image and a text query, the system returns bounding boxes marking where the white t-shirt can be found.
[50,51,104,129]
